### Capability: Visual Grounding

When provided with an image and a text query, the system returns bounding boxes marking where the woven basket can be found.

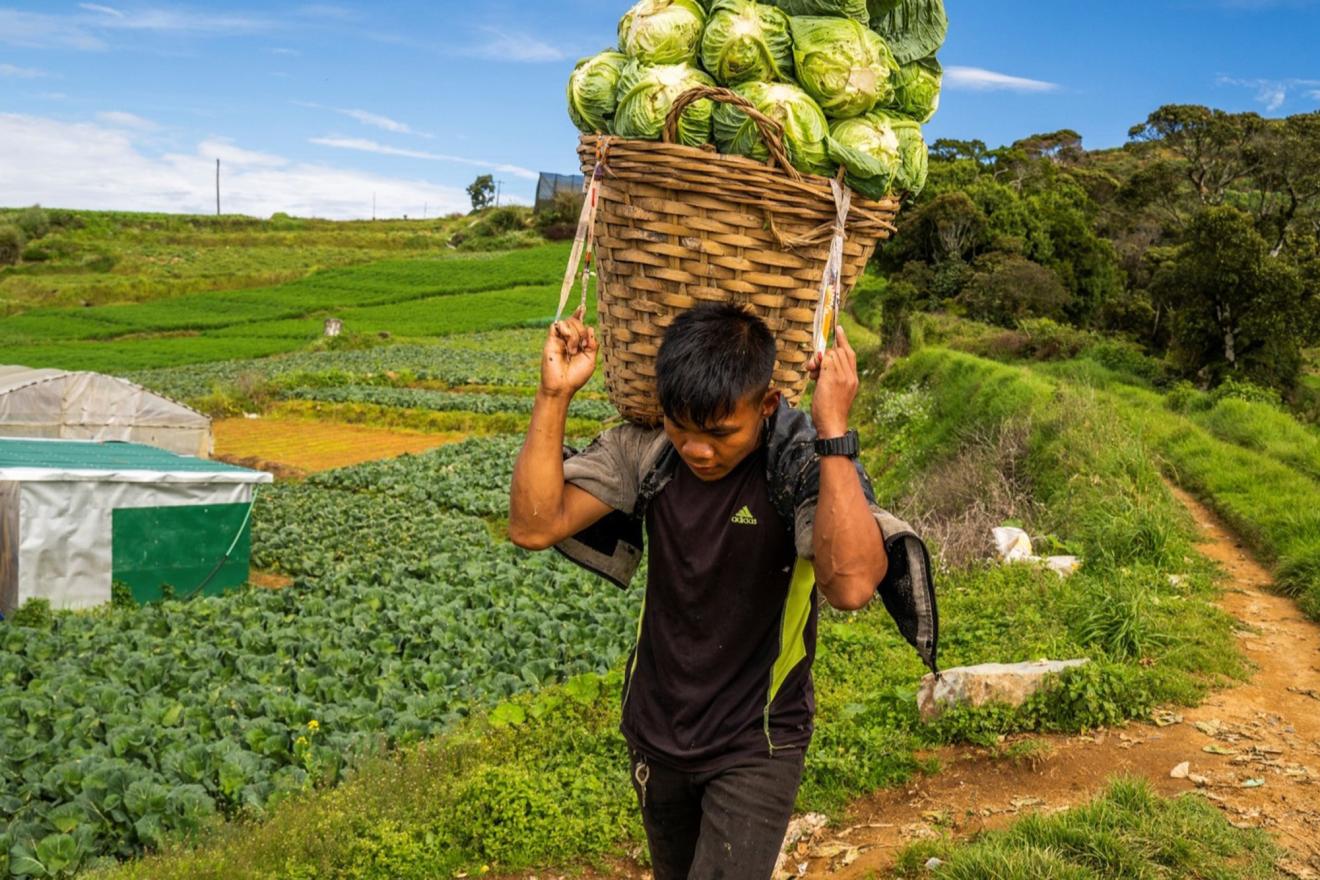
[577,86,900,426]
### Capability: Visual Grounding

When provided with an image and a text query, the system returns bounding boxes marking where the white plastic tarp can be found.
[3,480,262,613]
[0,366,212,457]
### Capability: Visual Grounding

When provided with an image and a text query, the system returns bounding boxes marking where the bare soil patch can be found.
[213,417,465,475]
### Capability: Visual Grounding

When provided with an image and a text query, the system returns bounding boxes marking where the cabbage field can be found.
[1,438,641,875]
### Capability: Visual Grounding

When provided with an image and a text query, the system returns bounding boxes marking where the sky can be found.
[1,0,1318,219]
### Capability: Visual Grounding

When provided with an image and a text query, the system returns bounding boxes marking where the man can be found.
[508,303,937,880]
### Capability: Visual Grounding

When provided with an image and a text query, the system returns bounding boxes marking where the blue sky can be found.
[1,0,1317,218]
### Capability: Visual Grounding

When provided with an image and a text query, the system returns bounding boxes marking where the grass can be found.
[91,345,1249,879]
[894,777,1285,879]
[1037,358,1320,621]
[0,208,531,313]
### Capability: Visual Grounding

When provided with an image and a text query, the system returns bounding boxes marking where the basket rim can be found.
[578,133,900,216]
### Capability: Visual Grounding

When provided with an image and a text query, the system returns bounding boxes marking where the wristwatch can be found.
[815,429,859,459]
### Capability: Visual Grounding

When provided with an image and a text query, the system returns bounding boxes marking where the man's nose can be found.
[683,441,715,461]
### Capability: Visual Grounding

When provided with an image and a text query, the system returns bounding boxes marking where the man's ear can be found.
[760,387,782,419]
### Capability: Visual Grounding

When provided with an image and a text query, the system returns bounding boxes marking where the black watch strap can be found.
[814,429,859,459]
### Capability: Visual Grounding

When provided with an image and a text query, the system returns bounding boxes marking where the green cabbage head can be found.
[790,17,897,119]
[827,114,902,199]
[871,109,928,194]
[566,50,630,134]
[768,0,869,25]
[714,81,835,177]
[866,0,948,64]
[700,0,794,86]
[888,56,941,123]
[618,0,707,65]
[613,61,716,146]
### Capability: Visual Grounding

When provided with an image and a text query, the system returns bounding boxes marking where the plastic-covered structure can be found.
[0,365,212,457]
[535,172,584,212]
[0,438,272,615]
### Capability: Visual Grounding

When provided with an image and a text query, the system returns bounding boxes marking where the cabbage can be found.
[566,50,630,134]
[871,109,928,194]
[618,0,706,65]
[790,17,897,119]
[768,0,869,25]
[887,55,941,123]
[866,0,947,65]
[826,115,902,199]
[613,60,716,145]
[714,82,835,177]
[700,0,794,86]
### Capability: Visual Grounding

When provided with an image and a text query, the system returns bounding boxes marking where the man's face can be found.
[663,388,781,482]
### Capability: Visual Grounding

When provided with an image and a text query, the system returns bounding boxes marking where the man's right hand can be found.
[540,304,598,398]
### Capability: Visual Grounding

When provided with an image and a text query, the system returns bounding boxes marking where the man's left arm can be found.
[808,324,887,611]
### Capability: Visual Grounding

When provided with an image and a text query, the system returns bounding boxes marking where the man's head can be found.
[656,303,782,481]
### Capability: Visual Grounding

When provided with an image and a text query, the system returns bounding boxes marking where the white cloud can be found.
[271,47,300,56]
[944,66,1060,93]
[0,113,473,219]
[0,63,45,78]
[78,3,124,17]
[309,136,539,180]
[294,101,431,137]
[0,10,106,49]
[96,110,159,130]
[1216,75,1320,110]
[462,28,569,63]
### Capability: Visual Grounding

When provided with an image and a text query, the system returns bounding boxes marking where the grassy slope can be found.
[0,209,503,312]
[1038,359,1320,620]
[93,347,1247,880]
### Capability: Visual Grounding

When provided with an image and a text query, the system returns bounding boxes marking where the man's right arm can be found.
[508,306,613,550]
[508,390,613,550]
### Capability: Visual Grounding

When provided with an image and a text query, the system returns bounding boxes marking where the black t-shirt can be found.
[620,441,819,773]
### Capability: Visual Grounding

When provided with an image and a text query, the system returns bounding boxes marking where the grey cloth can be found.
[552,398,940,674]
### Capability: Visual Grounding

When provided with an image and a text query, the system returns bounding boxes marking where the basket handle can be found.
[662,85,803,183]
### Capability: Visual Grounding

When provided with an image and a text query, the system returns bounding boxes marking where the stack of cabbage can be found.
[566,0,946,199]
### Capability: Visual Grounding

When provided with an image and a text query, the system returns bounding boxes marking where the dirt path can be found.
[786,485,1320,879]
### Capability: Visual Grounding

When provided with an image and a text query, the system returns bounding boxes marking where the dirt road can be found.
[790,485,1320,879]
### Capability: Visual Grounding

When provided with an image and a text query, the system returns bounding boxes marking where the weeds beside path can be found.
[798,483,1320,879]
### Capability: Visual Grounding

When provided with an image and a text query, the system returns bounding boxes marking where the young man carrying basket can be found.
[509,301,937,880]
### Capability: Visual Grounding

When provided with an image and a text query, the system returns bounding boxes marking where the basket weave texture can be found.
[578,87,900,426]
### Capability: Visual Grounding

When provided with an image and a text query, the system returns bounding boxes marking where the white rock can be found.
[1171,761,1191,779]
[918,660,1090,722]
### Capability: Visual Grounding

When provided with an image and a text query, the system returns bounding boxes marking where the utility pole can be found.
[495,179,503,208]
[215,159,220,216]
[372,192,376,221]
[423,202,428,219]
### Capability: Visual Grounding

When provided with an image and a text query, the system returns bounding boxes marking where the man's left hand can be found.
[806,324,858,439]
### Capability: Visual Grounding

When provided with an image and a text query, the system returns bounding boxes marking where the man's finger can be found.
[573,304,586,322]
[835,324,854,353]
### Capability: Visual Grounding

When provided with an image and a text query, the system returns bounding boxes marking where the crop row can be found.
[127,329,602,402]
[281,385,617,422]
[1,438,640,876]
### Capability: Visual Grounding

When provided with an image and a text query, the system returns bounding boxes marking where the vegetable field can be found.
[1,439,640,876]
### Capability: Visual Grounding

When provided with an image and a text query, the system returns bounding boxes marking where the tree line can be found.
[865,104,1320,394]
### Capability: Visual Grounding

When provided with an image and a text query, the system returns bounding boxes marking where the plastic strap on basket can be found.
[555,141,605,323]
[811,177,853,355]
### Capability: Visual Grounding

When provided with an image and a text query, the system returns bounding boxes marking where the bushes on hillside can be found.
[0,224,25,266]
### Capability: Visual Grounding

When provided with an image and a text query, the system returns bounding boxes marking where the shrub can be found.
[0,224,25,266]
[17,205,52,240]
[958,254,1072,327]
[534,190,585,239]
[1208,376,1283,408]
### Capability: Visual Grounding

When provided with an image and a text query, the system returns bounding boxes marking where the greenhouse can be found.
[0,365,212,457]
[0,438,271,615]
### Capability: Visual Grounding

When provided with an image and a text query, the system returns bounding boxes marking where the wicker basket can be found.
[577,86,900,426]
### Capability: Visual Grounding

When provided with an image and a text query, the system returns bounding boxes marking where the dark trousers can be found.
[628,746,806,880]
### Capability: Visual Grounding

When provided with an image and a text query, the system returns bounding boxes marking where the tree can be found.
[0,225,24,266]
[467,175,496,211]
[1251,112,1320,256]
[1128,104,1265,206]
[1153,206,1309,389]
[1012,129,1084,165]
[958,253,1071,327]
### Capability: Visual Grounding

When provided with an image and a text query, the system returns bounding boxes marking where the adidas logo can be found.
[731,505,758,526]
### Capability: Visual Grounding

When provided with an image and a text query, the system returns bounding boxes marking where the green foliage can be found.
[0,225,24,267]
[8,598,54,630]
[894,777,1285,879]
[15,206,52,241]
[466,175,495,211]
[1153,205,1309,390]
[282,385,616,422]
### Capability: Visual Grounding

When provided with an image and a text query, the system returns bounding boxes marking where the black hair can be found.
[656,303,777,428]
